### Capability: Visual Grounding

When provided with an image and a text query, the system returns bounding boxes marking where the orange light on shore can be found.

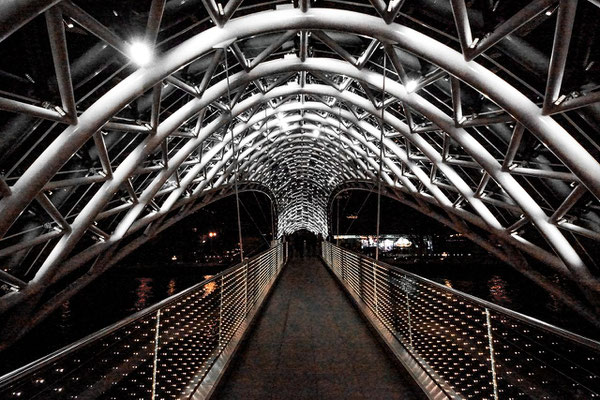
[208,232,217,238]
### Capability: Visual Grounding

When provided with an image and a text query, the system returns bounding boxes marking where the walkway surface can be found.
[214,256,424,400]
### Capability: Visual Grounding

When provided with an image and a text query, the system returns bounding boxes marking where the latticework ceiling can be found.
[1,0,600,344]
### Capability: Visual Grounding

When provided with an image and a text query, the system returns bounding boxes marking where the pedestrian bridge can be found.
[1,242,599,399]
[2,0,600,398]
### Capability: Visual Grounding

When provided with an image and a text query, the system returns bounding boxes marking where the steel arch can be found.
[1,1,600,345]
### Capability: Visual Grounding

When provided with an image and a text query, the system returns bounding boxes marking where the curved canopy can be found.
[1,0,600,343]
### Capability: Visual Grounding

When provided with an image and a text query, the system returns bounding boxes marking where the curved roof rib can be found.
[1,0,600,344]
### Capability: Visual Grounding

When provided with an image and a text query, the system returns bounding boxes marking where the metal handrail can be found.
[322,241,600,399]
[0,244,282,389]
[329,243,600,350]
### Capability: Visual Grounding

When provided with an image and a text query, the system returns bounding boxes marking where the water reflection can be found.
[203,275,216,295]
[488,275,511,306]
[134,278,154,310]
[59,300,72,334]
[167,279,177,296]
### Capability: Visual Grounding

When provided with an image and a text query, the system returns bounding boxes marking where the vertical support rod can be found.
[406,288,412,347]
[244,260,249,314]
[543,0,578,113]
[300,0,310,12]
[150,84,162,132]
[450,0,473,56]
[450,76,463,127]
[0,177,11,197]
[232,137,244,262]
[225,49,244,262]
[375,50,387,261]
[373,261,378,315]
[341,247,345,281]
[145,0,166,45]
[329,242,333,265]
[219,275,224,348]
[502,123,525,169]
[151,309,161,400]
[336,196,340,246]
[270,197,276,241]
[45,6,77,124]
[485,308,499,400]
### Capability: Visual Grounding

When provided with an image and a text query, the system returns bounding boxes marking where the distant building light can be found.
[171,255,177,261]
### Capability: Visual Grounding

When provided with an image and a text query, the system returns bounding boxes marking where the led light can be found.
[404,79,418,93]
[128,41,153,67]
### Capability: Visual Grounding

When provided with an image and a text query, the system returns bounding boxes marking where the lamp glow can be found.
[128,41,153,67]
[404,79,418,93]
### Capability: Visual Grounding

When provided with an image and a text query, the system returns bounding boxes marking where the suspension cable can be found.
[271,196,277,242]
[375,49,386,261]
[336,196,340,246]
[224,48,245,262]
[251,190,269,226]
[239,196,271,247]
[344,188,374,235]
[336,106,343,245]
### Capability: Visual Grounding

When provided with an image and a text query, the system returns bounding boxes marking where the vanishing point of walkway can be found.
[215,256,424,400]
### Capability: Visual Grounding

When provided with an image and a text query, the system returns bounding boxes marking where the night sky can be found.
[330,191,452,236]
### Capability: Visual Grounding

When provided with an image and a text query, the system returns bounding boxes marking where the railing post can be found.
[244,259,249,315]
[485,308,499,400]
[406,285,412,348]
[329,243,333,266]
[151,309,161,400]
[359,255,364,299]
[273,245,277,276]
[341,248,345,280]
[373,261,378,316]
[219,275,224,348]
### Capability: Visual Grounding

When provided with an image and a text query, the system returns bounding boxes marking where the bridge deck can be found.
[214,256,424,400]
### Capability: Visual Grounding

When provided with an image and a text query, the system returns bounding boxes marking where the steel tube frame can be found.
[0,74,580,316]
[2,10,597,238]
[2,7,600,331]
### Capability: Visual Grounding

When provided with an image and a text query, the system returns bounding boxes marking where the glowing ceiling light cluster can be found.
[127,40,154,67]
[404,79,418,93]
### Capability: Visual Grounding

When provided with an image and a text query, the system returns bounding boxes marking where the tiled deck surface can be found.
[214,256,424,400]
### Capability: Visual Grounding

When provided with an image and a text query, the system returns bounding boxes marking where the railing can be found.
[0,243,287,399]
[322,241,600,399]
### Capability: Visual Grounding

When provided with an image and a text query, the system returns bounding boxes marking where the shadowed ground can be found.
[214,256,424,400]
